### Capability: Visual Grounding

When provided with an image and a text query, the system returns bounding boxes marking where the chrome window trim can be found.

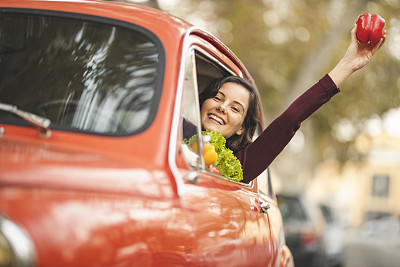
[167,27,194,197]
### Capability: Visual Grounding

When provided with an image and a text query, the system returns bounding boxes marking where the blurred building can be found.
[309,132,400,228]
[354,133,400,225]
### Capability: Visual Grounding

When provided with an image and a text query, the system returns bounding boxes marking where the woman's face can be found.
[201,82,250,139]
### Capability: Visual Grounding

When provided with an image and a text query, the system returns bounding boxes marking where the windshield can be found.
[0,11,164,136]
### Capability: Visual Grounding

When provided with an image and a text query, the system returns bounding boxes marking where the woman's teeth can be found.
[209,114,224,125]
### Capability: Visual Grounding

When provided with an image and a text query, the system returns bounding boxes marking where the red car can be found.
[0,1,293,266]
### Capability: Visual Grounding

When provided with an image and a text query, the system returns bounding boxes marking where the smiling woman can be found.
[199,76,260,154]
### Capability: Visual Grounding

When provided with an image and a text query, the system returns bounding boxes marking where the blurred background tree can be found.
[114,0,400,185]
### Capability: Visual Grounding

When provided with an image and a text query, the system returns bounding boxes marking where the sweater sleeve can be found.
[236,74,340,184]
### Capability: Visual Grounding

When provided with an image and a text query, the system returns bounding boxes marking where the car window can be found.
[179,48,257,184]
[179,49,232,174]
[257,168,273,197]
[0,11,164,136]
[180,49,203,169]
[179,48,271,187]
[277,195,309,223]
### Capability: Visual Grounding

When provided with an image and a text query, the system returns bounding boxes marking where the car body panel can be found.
[0,1,293,266]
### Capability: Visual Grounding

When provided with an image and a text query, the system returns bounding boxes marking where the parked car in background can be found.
[0,0,293,266]
[319,204,344,267]
[277,193,325,267]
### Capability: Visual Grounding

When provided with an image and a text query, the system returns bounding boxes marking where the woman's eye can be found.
[213,96,222,101]
[232,106,240,113]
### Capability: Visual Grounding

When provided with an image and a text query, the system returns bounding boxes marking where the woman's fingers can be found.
[350,24,358,42]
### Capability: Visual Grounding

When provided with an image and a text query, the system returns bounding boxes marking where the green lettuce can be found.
[186,130,243,182]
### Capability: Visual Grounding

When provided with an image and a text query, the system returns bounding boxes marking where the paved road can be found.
[343,220,400,267]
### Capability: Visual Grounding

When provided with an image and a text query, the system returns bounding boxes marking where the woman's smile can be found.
[208,114,225,125]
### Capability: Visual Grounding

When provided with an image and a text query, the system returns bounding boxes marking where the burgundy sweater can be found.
[235,74,340,183]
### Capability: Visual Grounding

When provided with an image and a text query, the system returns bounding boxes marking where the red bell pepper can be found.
[356,13,385,45]
[208,164,220,175]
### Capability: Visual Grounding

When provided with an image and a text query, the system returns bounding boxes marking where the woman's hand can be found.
[329,24,386,87]
[345,24,386,71]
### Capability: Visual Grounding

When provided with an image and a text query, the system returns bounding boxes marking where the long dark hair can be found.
[199,76,259,153]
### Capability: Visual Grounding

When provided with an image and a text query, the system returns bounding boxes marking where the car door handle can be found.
[260,201,270,213]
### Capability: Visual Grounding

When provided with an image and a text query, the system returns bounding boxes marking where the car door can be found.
[173,41,277,266]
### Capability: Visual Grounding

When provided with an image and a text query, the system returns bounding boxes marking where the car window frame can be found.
[177,42,263,187]
[169,30,273,194]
